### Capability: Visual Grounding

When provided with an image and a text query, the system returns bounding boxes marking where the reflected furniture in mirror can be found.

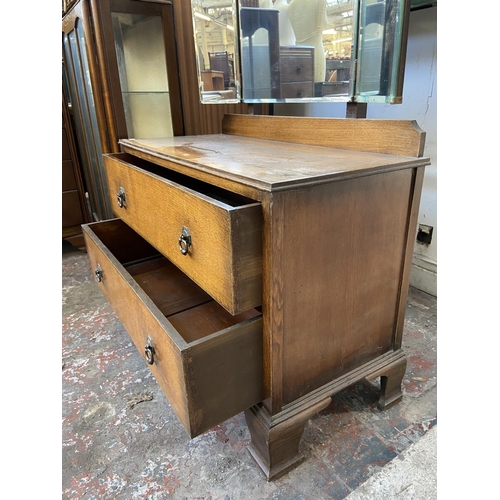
[240,7,281,100]
[192,0,411,105]
[201,69,225,91]
[208,51,235,89]
[280,45,314,98]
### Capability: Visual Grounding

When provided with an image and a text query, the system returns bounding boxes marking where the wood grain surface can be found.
[222,114,426,157]
[104,153,263,315]
[83,220,191,430]
[118,133,428,193]
[279,168,414,404]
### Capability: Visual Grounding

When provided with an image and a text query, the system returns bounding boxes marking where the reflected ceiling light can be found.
[226,25,234,31]
[194,12,211,21]
[323,28,337,35]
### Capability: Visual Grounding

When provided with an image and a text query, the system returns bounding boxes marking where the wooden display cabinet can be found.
[62,85,90,247]
[62,0,255,222]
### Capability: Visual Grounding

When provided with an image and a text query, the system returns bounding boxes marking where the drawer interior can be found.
[126,257,260,343]
[85,218,264,437]
[113,152,257,208]
[90,218,261,344]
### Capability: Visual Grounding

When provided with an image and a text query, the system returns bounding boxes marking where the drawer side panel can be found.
[83,223,192,431]
[231,206,263,313]
[280,169,414,404]
[186,317,264,437]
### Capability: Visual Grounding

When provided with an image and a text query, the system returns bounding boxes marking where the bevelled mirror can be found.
[191,0,241,103]
[191,0,410,104]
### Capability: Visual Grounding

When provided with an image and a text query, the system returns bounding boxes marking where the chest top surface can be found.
[120,134,429,193]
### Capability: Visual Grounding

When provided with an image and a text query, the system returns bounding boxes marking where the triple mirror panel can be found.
[191,0,410,104]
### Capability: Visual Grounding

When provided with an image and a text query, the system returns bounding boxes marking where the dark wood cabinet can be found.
[62,0,255,222]
[63,0,114,221]
[280,46,314,98]
[62,86,90,247]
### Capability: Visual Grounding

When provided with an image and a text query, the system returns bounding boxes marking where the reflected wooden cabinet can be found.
[62,85,90,247]
[279,46,314,99]
[62,0,253,222]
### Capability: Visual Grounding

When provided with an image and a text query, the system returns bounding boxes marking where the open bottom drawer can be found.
[83,218,264,438]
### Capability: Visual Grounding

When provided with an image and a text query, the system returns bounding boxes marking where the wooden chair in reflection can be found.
[208,51,235,89]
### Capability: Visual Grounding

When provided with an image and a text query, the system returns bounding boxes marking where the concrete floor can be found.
[62,240,437,499]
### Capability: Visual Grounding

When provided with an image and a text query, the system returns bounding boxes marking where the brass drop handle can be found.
[178,226,192,255]
[144,336,155,365]
[95,264,103,282]
[117,187,126,208]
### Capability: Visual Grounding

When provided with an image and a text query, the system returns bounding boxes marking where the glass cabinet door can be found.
[111,12,174,138]
[62,2,113,221]
[191,0,240,103]
[62,0,184,221]
[97,0,184,139]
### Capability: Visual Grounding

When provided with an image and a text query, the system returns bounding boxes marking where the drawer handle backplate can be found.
[178,226,192,256]
[117,187,126,208]
[144,336,155,365]
[95,264,103,282]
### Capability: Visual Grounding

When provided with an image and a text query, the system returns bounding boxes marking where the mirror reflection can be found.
[240,0,355,101]
[355,0,404,102]
[191,1,404,104]
[192,0,240,103]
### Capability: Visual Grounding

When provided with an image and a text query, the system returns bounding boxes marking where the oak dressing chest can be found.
[83,114,429,480]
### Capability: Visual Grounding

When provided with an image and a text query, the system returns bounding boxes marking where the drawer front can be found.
[83,219,264,438]
[280,48,314,83]
[104,153,262,315]
[280,81,314,99]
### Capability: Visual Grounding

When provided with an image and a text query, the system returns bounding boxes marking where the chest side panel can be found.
[280,168,414,404]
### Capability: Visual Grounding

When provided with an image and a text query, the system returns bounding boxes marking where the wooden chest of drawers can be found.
[279,46,314,98]
[83,115,429,480]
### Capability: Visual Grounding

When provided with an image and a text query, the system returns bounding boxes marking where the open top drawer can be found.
[83,218,264,438]
[104,152,262,315]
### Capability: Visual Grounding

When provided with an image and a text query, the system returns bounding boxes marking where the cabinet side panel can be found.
[281,169,413,405]
[186,318,264,437]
